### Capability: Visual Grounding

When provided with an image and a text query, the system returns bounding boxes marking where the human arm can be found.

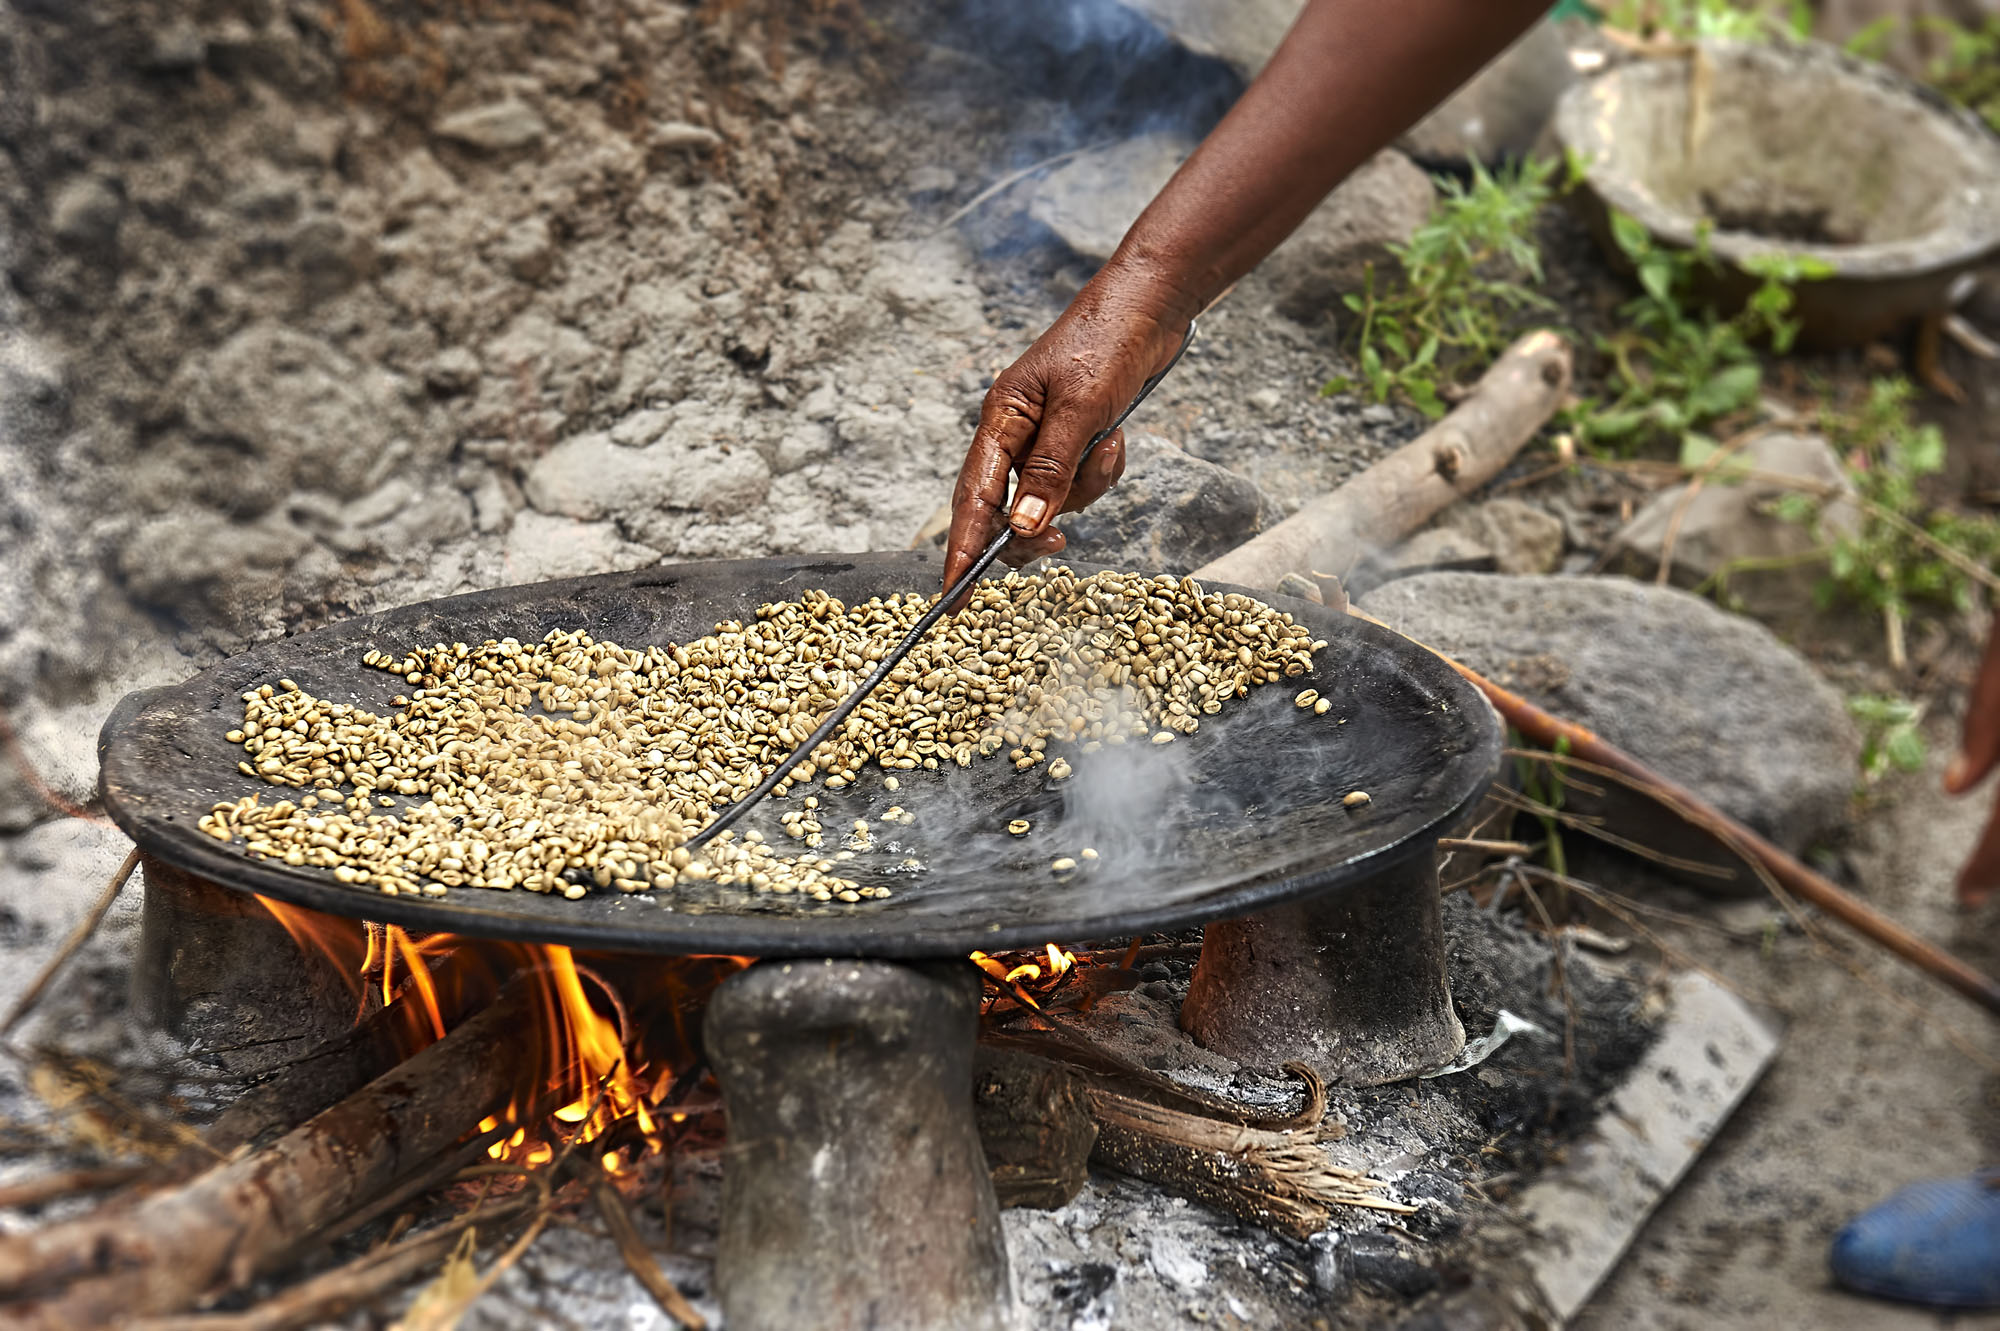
[944,0,1556,585]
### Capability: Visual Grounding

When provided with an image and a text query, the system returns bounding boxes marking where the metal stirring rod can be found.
[684,319,1198,851]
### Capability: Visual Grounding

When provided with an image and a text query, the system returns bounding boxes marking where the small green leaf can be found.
[1771,491,1820,524]
[1609,211,1651,261]
[1678,433,1719,470]
[1904,426,1945,475]
[1844,14,1900,58]
[1407,379,1446,420]
[1688,362,1762,418]
[1637,255,1676,305]
[1586,407,1648,439]
[1884,726,1927,772]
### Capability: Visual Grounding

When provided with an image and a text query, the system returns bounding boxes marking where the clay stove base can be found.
[1181,850,1465,1086]
[132,856,354,1073]
[703,958,1010,1331]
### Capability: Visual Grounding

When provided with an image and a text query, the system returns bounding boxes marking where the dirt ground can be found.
[1579,732,2000,1330]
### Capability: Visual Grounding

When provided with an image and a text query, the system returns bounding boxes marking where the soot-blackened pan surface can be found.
[100,552,1499,958]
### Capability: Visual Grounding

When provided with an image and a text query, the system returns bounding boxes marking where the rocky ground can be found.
[3,0,2000,1327]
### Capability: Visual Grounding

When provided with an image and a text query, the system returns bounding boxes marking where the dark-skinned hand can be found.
[943,279,1189,591]
[938,0,1550,593]
[1946,619,2000,908]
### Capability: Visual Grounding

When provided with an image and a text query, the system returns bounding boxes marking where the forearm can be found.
[1104,0,1553,325]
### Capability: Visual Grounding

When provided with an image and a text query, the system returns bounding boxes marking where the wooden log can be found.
[1192,330,1572,591]
[1087,1090,1411,1241]
[971,1046,1097,1210]
[972,1041,1406,1239]
[0,982,537,1327]
[195,978,486,1162]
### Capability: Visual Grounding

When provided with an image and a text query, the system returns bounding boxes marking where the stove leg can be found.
[704,959,1009,1331]
[131,857,352,1072]
[1181,849,1464,1086]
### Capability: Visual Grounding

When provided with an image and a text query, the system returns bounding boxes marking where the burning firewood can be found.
[0,981,540,1327]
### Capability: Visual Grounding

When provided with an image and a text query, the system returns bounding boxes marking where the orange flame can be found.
[254,895,749,1170]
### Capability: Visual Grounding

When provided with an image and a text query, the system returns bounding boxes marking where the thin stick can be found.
[1438,837,1535,855]
[0,1165,147,1211]
[1346,605,2000,1016]
[592,1183,707,1330]
[926,141,1111,235]
[1,847,138,1037]
[1488,766,1738,879]
[1516,865,1770,1007]
[125,1199,536,1331]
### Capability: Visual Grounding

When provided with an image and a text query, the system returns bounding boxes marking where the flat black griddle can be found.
[99,552,1499,958]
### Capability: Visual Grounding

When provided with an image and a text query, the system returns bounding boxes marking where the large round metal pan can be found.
[99,552,1499,958]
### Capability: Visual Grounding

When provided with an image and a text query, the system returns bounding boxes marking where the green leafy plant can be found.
[1845,693,1929,782]
[1837,14,2000,130]
[1572,211,1831,458]
[1599,0,1809,42]
[1322,155,1575,418]
[1765,378,2000,664]
[1812,378,1999,619]
[1924,16,2000,132]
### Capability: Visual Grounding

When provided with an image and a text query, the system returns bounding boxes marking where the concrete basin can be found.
[1553,40,2000,348]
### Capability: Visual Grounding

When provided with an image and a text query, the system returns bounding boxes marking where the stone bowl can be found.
[1552,40,2000,349]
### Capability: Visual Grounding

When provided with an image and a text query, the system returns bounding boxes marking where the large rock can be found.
[1609,431,1860,621]
[1057,432,1278,575]
[1357,498,1564,596]
[1031,136,1433,324]
[1256,152,1437,323]
[1447,497,1565,576]
[1028,133,1192,262]
[524,429,771,522]
[1356,573,1858,858]
[1398,17,1580,166]
[1111,0,1303,79]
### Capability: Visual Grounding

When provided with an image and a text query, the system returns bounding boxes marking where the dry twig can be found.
[1,847,138,1038]
[1346,605,2000,1017]
[592,1183,706,1329]
[925,141,1111,235]
[126,1198,538,1331]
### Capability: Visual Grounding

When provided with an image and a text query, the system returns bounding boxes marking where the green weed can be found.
[1571,211,1831,459]
[1598,0,1810,42]
[1845,693,1929,782]
[1787,379,2000,624]
[1924,16,2000,132]
[1321,155,1576,418]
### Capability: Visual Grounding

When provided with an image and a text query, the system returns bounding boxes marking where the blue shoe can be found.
[1829,1170,2000,1309]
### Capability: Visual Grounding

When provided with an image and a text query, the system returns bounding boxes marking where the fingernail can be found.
[1945,752,1970,790]
[1010,495,1047,533]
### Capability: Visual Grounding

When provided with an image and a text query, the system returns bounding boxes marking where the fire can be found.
[258,894,1091,1178]
[969,943,1082,1007]
[254,894,749,1174]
